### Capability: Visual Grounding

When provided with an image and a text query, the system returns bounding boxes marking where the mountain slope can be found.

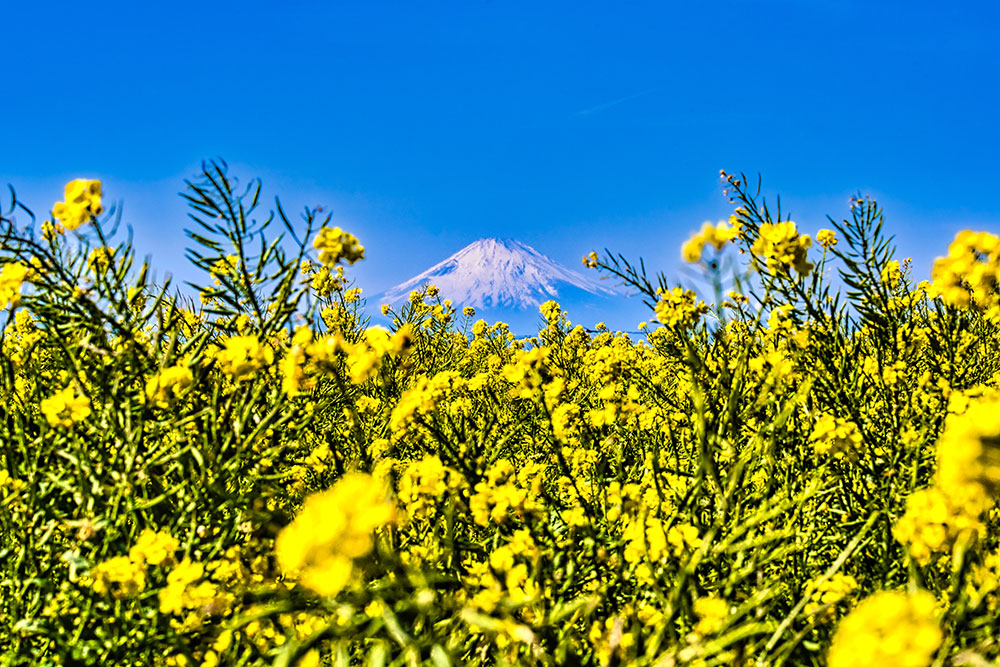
[381,238,617,309]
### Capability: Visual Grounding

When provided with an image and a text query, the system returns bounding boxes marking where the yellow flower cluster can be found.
[681,217,742,262]
[623,514,700,572]
[817,228,837,248]
[145,365,195,407]
[692,595,730,635]
[501,347,551,399]
[275,473,396,597]
[881,259,903,288]
[313,226,365,267]
[0,262,30,310]
[90,556,147,599]
[2,311,41,371]
[397,455,464,521]
[304,263,346,297]
[208,255,241,288]
[936,391,1000,507]
[281,326,315,395]
[550,402,582,441]
[805,573,858,617]
[827,590,941,667]
[893,487,960,565]
[967,552,1000,609]
[130,529,181,567]
[389,370,466,436]
[52,179,102,231]
[470,459,543,526]
[87,246,115,274]
[0,470,25,497]
[894,392,1000,563]
[282,325,413,394]
[751,220,813,276]
[91,530,178,599]
[214,335,274,380]
[159,559,231,622]
[810,413,864,459]
[930,230,1000,320]
[342,326,413,383]
[40,385,91,428]
[589,616,636,665]
[654,287,709,328]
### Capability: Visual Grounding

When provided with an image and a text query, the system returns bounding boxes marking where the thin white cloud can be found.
[573,88,657,116]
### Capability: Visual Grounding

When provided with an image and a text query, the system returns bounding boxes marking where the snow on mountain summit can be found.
[381,238,617,310]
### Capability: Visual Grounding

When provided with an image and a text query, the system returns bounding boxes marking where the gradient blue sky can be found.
[3,0,998,302]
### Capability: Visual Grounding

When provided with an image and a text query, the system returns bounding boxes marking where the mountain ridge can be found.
[380,238,617,310]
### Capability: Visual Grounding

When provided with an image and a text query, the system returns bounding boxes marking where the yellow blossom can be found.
[936,392,1000,514]
[159,559,229,618]
[681,219,741,262]
[752,220,813,276]
[40,386,91,428]
[129,529,180,567]
[313,226,365,267]
[654,287,709,328]
[87,246,115,274]
[53,179,102,230]
[91,556,146,598]
[0,263,30,309]
[214,335,274,380]
[805,574,858,617]
[275,473,396,597]
[692,595,729,635]
[828,590,941,667]
[893,487,956,565]
[40,220,64,239]
[930,230,1000,320]
[810,413,864,459]
[145,365,195,407]
[398,455,462,520]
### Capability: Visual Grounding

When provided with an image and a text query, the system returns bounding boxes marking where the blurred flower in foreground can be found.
[681,217,741,262]
[53,179,102,231]
[930,230,1000,321]
[827,590,941,667]
[314,226,365,267]
[40,386,91,428]
[0,262,30,309]
[276,473,396,597]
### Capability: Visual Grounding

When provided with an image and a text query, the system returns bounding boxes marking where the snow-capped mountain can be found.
[380,238,618,309]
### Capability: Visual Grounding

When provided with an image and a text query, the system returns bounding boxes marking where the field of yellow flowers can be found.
[1,162,999,666]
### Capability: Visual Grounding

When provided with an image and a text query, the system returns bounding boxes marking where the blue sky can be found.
[3,0,999,308]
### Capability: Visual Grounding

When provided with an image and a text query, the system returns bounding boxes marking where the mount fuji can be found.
[378,238,644,333]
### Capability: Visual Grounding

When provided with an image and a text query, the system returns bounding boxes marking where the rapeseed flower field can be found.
[2,163,1000,666]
